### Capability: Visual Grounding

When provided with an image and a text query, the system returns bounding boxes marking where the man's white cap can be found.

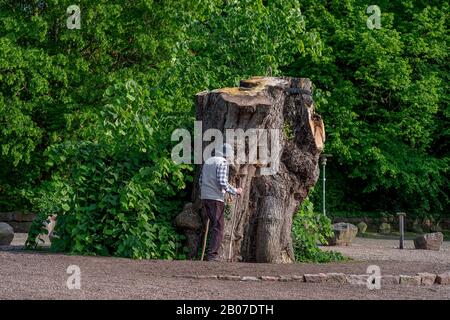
[216,143,233,159]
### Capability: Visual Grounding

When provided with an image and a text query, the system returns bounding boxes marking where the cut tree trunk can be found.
[176,76,325,263]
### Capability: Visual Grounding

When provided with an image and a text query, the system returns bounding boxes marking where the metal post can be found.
[320,154,332,217]
[397,212,406,249]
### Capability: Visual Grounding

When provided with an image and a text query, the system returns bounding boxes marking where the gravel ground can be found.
[1,235,449,300]
[321,237,450,264]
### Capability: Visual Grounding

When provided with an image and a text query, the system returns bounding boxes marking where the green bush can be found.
[292,197,345,263]
[3,0,448,260]
[287,0,449,217]
[2,0,314,259]
[25,81,191,259]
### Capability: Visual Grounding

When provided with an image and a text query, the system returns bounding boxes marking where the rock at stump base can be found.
[327,222,358,246]
[414,232,443,251]
[0,222,14,246]
[175,203,202,231]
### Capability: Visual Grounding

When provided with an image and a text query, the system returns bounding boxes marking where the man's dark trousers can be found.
[202,199,225,260]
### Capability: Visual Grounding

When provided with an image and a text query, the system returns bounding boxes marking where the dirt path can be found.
[1,237,450,300]
[1,235,449,300]
[322,237,450,264]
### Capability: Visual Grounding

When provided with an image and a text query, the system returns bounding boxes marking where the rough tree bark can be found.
[175,76,325,263]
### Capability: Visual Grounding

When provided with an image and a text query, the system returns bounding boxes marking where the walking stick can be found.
[200,218,210,261]
[228,193,239,262]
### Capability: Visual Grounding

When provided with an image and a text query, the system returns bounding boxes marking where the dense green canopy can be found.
[287,0,449,217]
[0,0,448,258]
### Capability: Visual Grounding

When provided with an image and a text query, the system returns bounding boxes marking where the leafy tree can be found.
[0,0,314,258]
[0,0,187,210]
[26,81,191,258]
[2,0,447,259]
[286,0,449,218]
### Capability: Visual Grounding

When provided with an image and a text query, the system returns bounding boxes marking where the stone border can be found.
[176,271,450,286]
[0,245,26,251]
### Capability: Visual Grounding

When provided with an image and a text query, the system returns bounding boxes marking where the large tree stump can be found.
[176,76,325,263]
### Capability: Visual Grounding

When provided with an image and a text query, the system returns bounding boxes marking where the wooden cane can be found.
[200,218,210,261]
[228,195,239,262]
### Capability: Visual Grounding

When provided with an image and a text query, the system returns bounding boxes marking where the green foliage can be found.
[292,198,345,263]
[0,0,189,210]
[25,81,191,259]
[1,0,313,258]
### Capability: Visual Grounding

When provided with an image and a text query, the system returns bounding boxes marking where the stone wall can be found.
[332,216,450,232]
[0,212,36,233]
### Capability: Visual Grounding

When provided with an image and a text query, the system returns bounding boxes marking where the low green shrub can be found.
[292,197,346,263]
[25,81,191,259]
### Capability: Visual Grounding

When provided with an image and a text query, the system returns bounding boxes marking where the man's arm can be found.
[216,161,237,195]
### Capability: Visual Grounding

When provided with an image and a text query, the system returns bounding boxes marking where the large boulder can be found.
[327,222,358,246]
[175,203,203,259]
[175,203,202,230]
[0,222,14,246]
[414,232,443,251]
